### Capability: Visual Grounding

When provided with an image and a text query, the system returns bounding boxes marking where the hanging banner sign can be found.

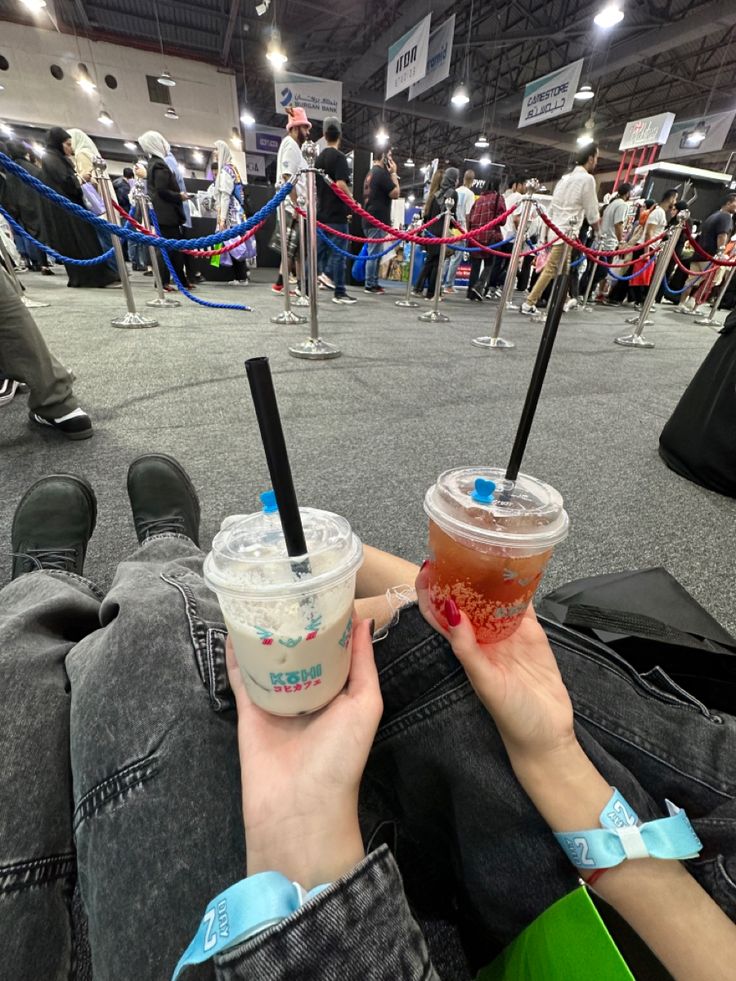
[274,71,342,121]
[245,125,283,155]
[619,112,676,150]
[246,154,266,178]
[408,15,455,100]
[660,110,736,159]
[518,58,584,129]
[385,12,431,100]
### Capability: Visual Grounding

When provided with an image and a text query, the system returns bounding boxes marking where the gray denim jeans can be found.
[1,536,734,980]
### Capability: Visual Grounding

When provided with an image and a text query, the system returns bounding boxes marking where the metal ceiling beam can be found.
[220,0,240,62]
[73,0,91,28]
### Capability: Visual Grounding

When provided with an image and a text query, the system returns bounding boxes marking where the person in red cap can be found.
[272,106,311,295]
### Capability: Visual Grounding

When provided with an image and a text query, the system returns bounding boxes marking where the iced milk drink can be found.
[424,468,569,643]
[204,506,363,716]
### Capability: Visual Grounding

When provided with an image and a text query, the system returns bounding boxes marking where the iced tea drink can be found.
[424,468,569,643]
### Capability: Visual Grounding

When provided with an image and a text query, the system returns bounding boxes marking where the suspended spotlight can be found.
[76,68,97,94]
[479,154,491,166]
[240,109,256,126]
[405,157,414,167]
[164,106,179,120]
[20,0,47,11]
[192,148,204,164]
[683,123,707,147]
[375,127,389,146]
[594,3,624,28]
[474,133,489,148]
[157,70,176,87]
[97,108,114,126]
[408,193,416,202]
[576,133,595,146]
[574,84,595,102]
[124,141,137,151]
[266,30,288,67]
[451,82,470,107]
[255,0,270,14]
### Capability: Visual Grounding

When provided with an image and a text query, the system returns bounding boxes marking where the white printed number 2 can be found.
[203,908,218,951]
[573,836,595,866]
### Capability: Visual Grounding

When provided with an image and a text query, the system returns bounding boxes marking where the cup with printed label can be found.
[204,505,363,715]
[424,467,569,643]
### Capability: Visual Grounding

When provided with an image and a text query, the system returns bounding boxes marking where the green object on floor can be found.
[478,886,635,981]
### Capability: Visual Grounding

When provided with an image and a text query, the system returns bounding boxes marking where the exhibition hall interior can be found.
[1,2,736,980]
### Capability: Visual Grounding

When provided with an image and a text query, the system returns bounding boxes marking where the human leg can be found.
[466,256,483,297]
[526,243,564,306]
[364,226,385,288]
[0,475,102,981]
[424,254,441,298]
[327,223,348,296]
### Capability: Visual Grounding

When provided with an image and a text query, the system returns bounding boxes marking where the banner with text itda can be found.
[385,13,431,100]
[409,15,455,100]
[518,59,583,129]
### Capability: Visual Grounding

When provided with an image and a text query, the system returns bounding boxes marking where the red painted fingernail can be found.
[420,559,430,572]
[444,598,461,627]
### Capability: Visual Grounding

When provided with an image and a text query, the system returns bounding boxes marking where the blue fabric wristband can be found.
[171,872,329,980]
[554,787,702,871]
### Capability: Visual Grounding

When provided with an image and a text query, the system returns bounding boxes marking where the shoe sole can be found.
[11,474,98,564]
[126,453,201,544]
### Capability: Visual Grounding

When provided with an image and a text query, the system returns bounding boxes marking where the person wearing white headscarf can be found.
[211,139,249,285]
[137,130,192,290]
[68,128,100,184]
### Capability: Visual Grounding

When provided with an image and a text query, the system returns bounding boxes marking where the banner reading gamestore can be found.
[385,13,431,100]
[274,71,342,121]
[409,15,455,100]
[518,59,583,129]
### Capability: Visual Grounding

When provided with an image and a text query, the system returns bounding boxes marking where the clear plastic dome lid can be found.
[424,467,569,549]
[203,506,363,597]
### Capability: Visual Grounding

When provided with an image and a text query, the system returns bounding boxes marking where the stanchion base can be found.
[395,299,420,308]
[694,316,721,330]
[471,335,515,349]
[22,296,50,309]
[614,333,655,349]
[625,315,653,327]
[418,309,450,323]
[288,337,341,360]
[146,296,181,307]
[111,312,158,329]
[271,310,308,324]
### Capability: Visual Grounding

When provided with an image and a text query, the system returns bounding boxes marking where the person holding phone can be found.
[362,148,400,294]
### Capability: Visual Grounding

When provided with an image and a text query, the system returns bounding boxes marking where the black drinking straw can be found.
[505,265,571,482]
[245,357,308,559]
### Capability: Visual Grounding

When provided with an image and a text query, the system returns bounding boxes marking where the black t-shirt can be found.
[698,210,733,256]
[363,163,395,225]
[316,146,351,223]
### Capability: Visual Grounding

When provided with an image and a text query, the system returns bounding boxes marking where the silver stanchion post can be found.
[395,216,422,308]
[294,199,309,307]
[0,229,50,308]
[694,261,736,331]
[418,197,453,323]
[289,143,340,360]
[271,200,307,325]
[472,194,534,349]
[136,190,180,308]
[615,211,688,349]
[577,241,599,311]
[94,158,157,329]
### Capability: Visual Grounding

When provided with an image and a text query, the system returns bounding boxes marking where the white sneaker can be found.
[563,297,578,312]
[318,272,334,289]
[520,302,538,316]
[674,304,693,315]
[0,377,19,407]
[227,279,248,286]
[288,273,297,284]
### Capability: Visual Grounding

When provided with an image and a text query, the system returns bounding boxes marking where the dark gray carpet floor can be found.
[2,269,734,634]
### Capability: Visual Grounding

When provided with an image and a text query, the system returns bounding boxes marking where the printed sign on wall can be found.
[518,59,584,129]
[409,15,455,100]
[619,112,676,150]
[274,71,342,121]
[660,110,736,159]
[385,13,431,100]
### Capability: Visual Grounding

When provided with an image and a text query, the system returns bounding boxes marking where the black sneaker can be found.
[127,453,200,546]
[29,408,93,440]
[332,293,357,304]
[11,474,97,580]
[363,285,385,294]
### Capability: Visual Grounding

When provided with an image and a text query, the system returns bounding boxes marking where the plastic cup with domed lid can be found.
[204,491,363,716]
[423,468,569,643]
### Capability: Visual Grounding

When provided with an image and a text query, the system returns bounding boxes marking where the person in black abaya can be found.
[138,130,191,291]
[659,307,736,498]
[5,141,54,274]
[39,127,119,288]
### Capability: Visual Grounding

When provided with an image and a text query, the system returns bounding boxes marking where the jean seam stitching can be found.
[161,572,209,692]
[141,532,193,547]
[376,680,473,743]
[73,756,159,830]
[40,569,105,601]
[0,851,75,875]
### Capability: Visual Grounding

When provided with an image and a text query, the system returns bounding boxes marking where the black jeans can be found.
[2,540,734,980]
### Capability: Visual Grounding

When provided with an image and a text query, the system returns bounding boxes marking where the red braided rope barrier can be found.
[671,251,715,277]
[325,179,517,243]
[293,205,445,243]
[683,225,736,267]
[111,201,264,257]
[536,209,668,257]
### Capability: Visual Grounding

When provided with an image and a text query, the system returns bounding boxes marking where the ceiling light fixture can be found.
[97,108,114,126]
[408,193,416,202]
[76,68,97,94]
[20,0,47,11]
[683,123,707,147]
[405,157,415,167]
[192,148,204,163]
[576,133,595,146]
[164,106,179,120]
[240,108,256,126]
[266,28,288,68]
[255,0,270,14]
[594,3,624,29]
[451,82,470,107]
[124,141,137,151]
[157,69,176,87]
[479,154,491,166]
[574,84,595,102]
[375,127,389,146]
[474,133,489,148]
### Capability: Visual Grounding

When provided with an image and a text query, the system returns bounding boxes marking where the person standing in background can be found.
[4,140,54,274]
[362,148,400,295]
[464,178,506,301]
[675,194,736,314]
[315,117,357,305]
[164,146,200,286]
[272,106,311,296]
[492,175,528,298]
[442,168,475,294]
[581,181,632,303]
[416,166,458,301]
[212,139,249,286]
[138,130,192,292]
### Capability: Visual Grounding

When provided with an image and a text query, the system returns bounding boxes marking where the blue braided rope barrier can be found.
[606,255,656,282]
[0,151,291,251]
[317,227,399,261]
[663,263,712,295]
[149,208,251,312]
[0,203,115,266]
[447,234,515,253]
